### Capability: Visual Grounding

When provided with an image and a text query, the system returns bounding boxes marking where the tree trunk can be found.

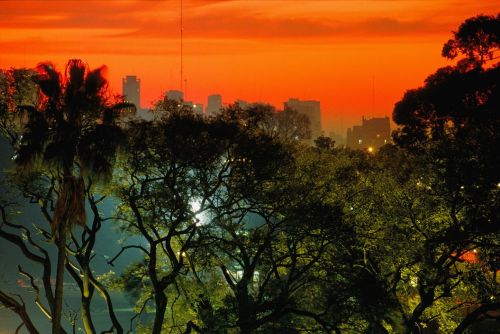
[52,225,66,334]
[81,294,96,334]
[236,282,254,334]
[81,270,96,334]
[151,292,167,334]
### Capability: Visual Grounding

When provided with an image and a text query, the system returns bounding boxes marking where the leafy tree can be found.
[0,68,38,143]
[442,13,500,70]
[217,103,311,141]
[314,135,335,151]
[392,13,500,332]
[111,104,252,333]
[111,102,343,334]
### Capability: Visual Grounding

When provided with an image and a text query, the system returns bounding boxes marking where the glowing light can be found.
[368,147,373,153]
[190,198,208,226]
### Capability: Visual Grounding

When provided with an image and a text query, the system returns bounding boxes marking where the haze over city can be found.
[1,0,498,135]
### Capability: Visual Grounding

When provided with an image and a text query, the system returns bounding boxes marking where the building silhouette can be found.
[166,90,184,103]
[284,98,322,139]
[206,94,222,116]
[122,75,141,109]
[346,116,391,151]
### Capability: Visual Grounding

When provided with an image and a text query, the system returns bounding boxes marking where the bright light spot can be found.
[190,198,208,226]
[368,147,374,153]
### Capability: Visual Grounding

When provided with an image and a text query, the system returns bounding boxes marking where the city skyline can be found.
[1,1,497,135]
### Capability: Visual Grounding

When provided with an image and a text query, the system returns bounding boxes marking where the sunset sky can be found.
[0,0,498,135]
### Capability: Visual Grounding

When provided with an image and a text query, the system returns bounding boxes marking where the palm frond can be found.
[65,59,87,91]
[35,62,61,101]
[85,66,107,98]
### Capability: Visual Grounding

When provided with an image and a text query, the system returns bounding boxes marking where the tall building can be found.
[284,98,322,139]
[206,94,222,116]
[122,75,141,109]
[346,116,391,151]
[165,89,184,103]
[166,90,184,103]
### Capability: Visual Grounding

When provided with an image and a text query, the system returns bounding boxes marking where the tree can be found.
[0,68,38,144]
[3,59,134,334]
[111,105,251,333]
[111,102,345,333]
[392,13,500,332]
[217,103,311,141]
[442,13,500,70]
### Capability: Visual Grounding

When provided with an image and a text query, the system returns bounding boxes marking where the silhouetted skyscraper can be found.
[346,116,391,151]
[284,98,322,139]
[122,75,141,109]
[206,94,222,116]
[167,90,184,103]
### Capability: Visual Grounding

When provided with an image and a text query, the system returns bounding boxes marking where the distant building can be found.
[346,116,391,151]
[166,90,184,103]
[206,94,222,116]
[328,131,346,147]
[284,98,322,139]
[122,75,141,109]
[184,101,204,115]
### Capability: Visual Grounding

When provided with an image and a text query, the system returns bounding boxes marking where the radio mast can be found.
[180,0,184,94]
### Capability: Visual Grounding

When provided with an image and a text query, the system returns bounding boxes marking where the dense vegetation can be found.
[0,13,498,334]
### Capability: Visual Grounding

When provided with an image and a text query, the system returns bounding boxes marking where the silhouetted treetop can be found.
[442,13,500,70]
[393,65,500,147]
[394,13,500,149]
[15,59,134,182]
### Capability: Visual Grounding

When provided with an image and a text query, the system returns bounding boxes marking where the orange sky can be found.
[0,0,497,135]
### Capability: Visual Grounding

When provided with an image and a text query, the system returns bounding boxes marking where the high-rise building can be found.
[122,75,140,109]
[284,98,322,139]
[346,116,391,151]
[166,90,184,103]
[206,94,222,116]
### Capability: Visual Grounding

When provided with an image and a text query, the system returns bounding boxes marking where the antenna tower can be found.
[180,0,184,94]
[371,75,375,118]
